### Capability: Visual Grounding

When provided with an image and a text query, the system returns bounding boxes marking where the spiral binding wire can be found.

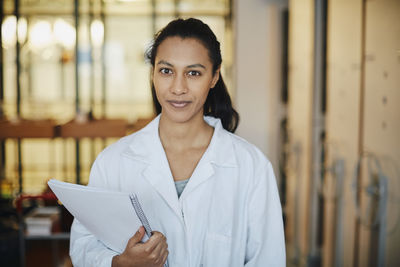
[129,194,169,267]
[129,194,152,238]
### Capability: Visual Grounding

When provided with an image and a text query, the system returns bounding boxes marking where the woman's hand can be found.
[112,226,169,267]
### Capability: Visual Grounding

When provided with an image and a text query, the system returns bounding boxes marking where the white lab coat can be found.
[70,115,285,267]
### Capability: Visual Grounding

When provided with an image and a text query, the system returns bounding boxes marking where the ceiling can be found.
[3,0,231,17]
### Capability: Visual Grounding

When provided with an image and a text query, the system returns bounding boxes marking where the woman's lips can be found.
[168,100,191,108]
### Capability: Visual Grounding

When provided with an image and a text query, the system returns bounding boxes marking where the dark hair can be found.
[145,18,239,133]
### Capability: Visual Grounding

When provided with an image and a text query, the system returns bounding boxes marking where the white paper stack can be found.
[47,179,145,253]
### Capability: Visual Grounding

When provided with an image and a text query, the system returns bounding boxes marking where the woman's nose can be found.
[171,75,187,95]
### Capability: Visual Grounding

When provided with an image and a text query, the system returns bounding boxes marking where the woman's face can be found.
[153,36,219,125]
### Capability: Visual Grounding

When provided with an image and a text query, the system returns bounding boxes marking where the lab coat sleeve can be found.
[244,161,286,266]
[69,153,119,267]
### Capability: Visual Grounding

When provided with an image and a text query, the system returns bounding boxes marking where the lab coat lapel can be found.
[125,116,182,218]
[180,117,237,198]
[179,160,214,199]
[123,115,237,215]
[141,166,182,218]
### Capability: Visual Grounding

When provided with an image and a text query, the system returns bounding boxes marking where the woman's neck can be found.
[158,114,214,152]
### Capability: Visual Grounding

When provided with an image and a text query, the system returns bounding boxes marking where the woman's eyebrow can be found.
[157,60,173,67]
[186,63,206,69]
[157,60,206,70]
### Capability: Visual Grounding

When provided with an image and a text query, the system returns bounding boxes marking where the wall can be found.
[234,0,288,177]
[324,1,363,266]
[360,1,400,266]
[286,0,400,266]
[285,0,314,265]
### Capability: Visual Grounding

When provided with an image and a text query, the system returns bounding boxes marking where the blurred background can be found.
[0,0,399,266]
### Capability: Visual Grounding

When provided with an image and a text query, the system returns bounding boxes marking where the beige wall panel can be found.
[266,5,285,188]
[287,0,314,264]
[235,0,270,156]
[360,0,400,266]
[324,1,363,266]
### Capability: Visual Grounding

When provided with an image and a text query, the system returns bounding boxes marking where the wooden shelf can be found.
[58,119,128,138]
[0,117,154,139]
[0,119,55,139]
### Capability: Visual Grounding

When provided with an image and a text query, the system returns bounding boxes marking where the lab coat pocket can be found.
[202,232,232,267]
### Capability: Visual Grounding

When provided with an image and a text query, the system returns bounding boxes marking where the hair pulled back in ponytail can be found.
[145,18,239,133]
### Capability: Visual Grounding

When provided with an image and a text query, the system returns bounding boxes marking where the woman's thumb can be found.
[128,226,145,247]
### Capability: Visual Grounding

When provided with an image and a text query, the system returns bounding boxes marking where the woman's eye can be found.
[160,68,172,75]
[188,70,201,76]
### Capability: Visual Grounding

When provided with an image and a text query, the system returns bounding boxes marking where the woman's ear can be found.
[211,68,220,88]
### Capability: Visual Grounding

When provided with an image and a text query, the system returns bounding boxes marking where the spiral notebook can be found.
[47,179,168,267]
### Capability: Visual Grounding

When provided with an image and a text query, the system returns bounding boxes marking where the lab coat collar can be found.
[122,114,237,216]
[125,114,237,168]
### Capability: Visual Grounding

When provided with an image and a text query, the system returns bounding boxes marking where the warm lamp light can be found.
[1,16,28,48]
[90,19,104,47]
[54,19,76,49]
[18,17,28,44]
[29,20,53,50]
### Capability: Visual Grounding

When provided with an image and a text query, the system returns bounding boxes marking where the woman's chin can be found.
[161,109,203,125]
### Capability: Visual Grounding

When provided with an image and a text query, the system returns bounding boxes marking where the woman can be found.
[70,18,285,267]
